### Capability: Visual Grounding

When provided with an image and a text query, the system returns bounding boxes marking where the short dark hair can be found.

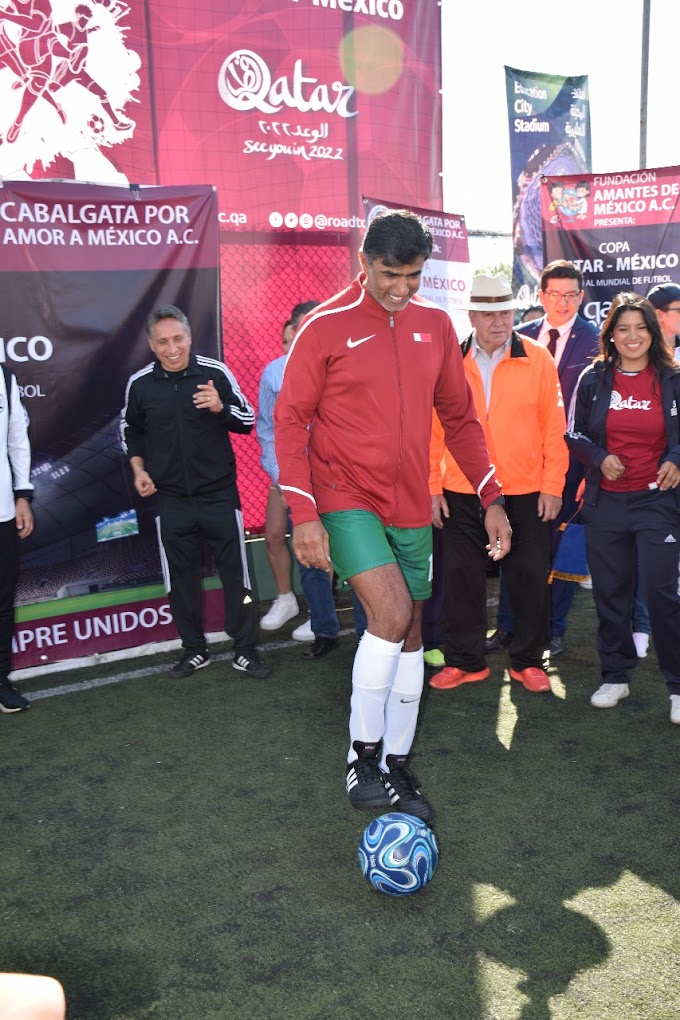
[146,304,190,336]
[361,210,433,267]
[517,305,542,325]
[540,259,584,292]
[599,292,675,374]
[290,301,320,329]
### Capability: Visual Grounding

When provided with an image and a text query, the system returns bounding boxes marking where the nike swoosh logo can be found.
[347,334,376,348]
[400,697,420,704]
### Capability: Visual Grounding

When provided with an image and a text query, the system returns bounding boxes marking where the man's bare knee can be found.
[350,564,413,642]
[376,600,413,641]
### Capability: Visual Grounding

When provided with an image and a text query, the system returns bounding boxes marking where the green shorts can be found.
[320,510,433,601]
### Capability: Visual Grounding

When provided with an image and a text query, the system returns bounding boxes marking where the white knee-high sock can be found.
[347,630,403,763]
[381,647,424,767]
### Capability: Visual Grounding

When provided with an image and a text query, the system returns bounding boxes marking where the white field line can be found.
[18,594,500,703]
[24,630,357,702]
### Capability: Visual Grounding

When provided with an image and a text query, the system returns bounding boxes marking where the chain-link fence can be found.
[220,233,353,532]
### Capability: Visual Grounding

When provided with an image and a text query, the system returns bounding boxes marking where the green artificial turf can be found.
[1,590,678,1020]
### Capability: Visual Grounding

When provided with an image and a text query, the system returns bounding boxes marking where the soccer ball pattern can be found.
[358,812,439,896]
[87,114,106,137]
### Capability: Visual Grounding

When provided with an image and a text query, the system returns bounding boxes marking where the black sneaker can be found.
[171,649,210,679]
[346,741,391,810]
[232,653,270,679]
[383,754,435,825]
[0,680,30,714]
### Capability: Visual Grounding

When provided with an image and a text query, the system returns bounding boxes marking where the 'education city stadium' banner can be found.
[1,180,221,669]
[541,165,680,327]
[363,196,471,338]
[505,65,591,307]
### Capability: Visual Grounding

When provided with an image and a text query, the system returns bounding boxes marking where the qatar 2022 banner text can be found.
[0,1,443,532]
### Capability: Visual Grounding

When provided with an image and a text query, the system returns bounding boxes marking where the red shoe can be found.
[509,667,551,693]
[429,666,490,690]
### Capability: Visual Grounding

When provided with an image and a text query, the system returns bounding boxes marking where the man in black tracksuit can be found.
[121,305,270,679]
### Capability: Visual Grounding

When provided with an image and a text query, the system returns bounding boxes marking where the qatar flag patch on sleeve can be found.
[413,333,432,343]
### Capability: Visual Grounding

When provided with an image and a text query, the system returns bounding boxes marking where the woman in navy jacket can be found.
[566,292,680,724]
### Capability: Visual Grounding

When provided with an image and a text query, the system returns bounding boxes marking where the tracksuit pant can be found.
[497,469,581,638]
[583,488,680,694]
[0,518,19,678]
[441,491,551,673]
[158,490,259,658]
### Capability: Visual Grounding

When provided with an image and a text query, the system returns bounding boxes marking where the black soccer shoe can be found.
[383,754,435,826]
[0,679,30,713]
[171,649,210,679]
[346,741,391,810]
[232,653,271,679]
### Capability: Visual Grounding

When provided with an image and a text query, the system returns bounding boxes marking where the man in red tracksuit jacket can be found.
[275,210,511,824]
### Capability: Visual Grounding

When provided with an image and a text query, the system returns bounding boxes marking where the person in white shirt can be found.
[0,367,34,713]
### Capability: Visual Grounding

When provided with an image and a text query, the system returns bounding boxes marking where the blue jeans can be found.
[286,510,339,638]
[633,557,651,634]
[298,562,339,638]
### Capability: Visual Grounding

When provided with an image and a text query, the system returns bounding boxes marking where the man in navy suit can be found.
[487,260,599,656]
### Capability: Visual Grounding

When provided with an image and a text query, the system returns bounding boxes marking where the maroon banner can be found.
[1,180,220,668]
[0,182,219,272]
[542,166,680,328]
[12,590,226,670]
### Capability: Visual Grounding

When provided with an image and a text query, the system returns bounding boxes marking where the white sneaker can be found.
[632,632,649,658]
[670,695,680,725]
[579,577,593,590]
[590,683,630,708]
[292,618,315,642]
[260,592,299,631]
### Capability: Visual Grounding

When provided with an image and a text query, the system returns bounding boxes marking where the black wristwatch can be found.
[487,495,505,508]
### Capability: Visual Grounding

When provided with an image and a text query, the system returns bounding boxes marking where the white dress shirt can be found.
[537,313,578,369]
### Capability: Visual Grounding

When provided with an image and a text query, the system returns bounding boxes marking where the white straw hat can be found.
[467,273,516,312]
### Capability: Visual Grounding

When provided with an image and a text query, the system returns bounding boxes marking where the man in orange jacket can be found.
[429,273,568,694]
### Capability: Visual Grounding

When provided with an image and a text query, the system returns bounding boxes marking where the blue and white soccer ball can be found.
[358,812,439,896]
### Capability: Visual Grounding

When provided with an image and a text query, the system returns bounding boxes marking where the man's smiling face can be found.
[149,317,192,372]
[359,253,425,313]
